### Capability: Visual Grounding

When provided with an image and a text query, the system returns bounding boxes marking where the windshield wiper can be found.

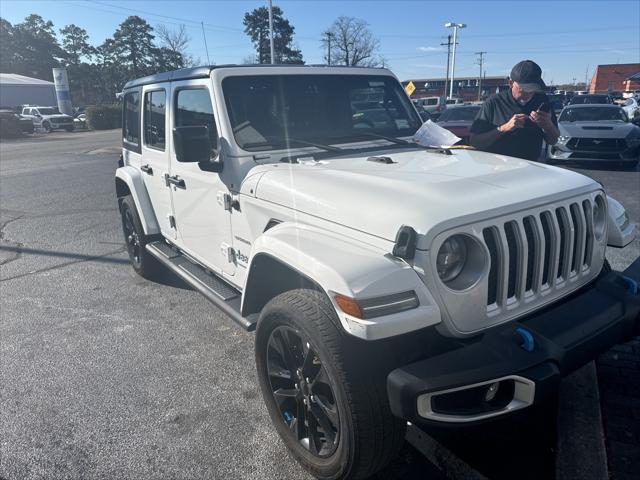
[245,136,345,153]
[357,132,414,145]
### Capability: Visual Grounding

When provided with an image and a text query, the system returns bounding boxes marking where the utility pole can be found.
[445,22,466,99]
[585,64,589,92]
[441,35,452,99]
[475,51,486,101]
[325,31,334,65]
[268,0,275,64]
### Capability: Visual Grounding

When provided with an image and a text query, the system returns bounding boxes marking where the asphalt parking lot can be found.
[1,129,638,479]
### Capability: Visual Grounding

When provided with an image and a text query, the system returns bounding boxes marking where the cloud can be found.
[417,46,444,52]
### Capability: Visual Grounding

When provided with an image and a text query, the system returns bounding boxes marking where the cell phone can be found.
[536,102,550,113]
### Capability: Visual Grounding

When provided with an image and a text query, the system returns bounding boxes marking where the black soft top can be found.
[122,64,385,90]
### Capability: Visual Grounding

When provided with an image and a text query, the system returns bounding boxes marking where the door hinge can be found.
[220,243,235,263]
[168,215,176,229]
[217,191,240,212]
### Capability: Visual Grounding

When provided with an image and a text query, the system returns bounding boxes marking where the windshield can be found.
[37,107,61,115]
[437,106,480,122]
[570,96,609,105]
[222,74,422,152]
[559,107,627,122]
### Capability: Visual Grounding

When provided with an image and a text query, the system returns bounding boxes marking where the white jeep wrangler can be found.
[115,65,640,480]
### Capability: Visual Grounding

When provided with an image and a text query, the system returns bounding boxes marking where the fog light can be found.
[484,382,500,402]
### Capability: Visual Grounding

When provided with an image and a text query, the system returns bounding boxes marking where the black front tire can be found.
[65,125,74,132]
[42,121,52,133]
[255,289,405,480]
[119,195,161,279]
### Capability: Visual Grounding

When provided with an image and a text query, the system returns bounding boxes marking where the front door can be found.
[168,79,236,277]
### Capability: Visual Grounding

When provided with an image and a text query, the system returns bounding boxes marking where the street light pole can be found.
[445,22,466,99]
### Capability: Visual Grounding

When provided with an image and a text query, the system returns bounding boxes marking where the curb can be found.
[556,361,609,480]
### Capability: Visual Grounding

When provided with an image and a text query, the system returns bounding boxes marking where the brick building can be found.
[402,76,510,101]
[588,63,640,93]
[623,72,640,92]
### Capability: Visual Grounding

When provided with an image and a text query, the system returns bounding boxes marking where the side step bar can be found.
[146,241,257,331]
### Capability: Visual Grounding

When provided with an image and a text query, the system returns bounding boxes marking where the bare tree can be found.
[156,24,192,66]
[321,17,381,67]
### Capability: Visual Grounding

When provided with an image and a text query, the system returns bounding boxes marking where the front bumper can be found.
[547,142,639,162]
[387,271,640,425]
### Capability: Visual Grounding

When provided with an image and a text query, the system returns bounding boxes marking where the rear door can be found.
[168,79,236,277]
[140,85,174,238]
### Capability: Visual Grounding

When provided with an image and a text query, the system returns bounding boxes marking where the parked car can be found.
[547,104,640,167]
[0,108,34,136]
[546,94,568,114]
[436,104,481,144]
[20,105,74,132]
[574,90,589,95]
[445,97,464,105]
[116,65,639,480]
[74,113,88,129]
[621,96,640,121]
[569,94,612,105]
[413,96,446,119]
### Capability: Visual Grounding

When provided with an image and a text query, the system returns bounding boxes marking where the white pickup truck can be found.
[20,105,74,132]
[115,65,640,480]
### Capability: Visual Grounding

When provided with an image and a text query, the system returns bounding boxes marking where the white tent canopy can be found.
[0,73,57,108]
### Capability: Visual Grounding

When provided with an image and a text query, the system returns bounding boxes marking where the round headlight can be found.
[593,195,607,241]
[436,234,487,290]
[437,236,467,282]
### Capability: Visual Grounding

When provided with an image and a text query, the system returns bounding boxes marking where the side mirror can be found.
[173,125,222,172]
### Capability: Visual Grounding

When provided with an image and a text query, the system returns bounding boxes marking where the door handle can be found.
[141,164,153,175]
[164,174,186,189]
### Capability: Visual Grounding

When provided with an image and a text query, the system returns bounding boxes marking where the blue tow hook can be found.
[622,276,639,296]
[283,411,293,423]
[515,327,535,352]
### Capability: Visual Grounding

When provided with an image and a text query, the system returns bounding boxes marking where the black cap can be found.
[510,60,546,92]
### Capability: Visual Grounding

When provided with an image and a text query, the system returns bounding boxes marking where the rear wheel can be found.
[255,289,405,480]
[42,121,52,133]
[119,195,161,279]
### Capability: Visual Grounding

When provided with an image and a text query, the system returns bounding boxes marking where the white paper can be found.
[413,120,461,148]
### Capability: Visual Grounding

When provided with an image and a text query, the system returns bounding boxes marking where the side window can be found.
[175,88,217,154]
[123,91,140,148]
[144,90,166,150]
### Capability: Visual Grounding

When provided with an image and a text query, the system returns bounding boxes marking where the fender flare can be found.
[115,166,160,236]
[243,223,441,340]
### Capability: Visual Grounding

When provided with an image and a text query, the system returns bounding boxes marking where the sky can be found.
[2,0,639,85]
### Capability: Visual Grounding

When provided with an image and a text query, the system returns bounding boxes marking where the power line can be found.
[90,0,243,33]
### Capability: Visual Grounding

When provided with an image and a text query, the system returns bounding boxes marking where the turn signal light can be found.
[334,294,363,318]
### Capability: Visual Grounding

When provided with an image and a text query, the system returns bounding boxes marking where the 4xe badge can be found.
[235,249,249,265]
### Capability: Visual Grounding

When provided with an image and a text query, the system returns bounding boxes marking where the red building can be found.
[588,63,640,93]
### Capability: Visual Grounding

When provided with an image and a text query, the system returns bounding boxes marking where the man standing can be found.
[470,60,559,161]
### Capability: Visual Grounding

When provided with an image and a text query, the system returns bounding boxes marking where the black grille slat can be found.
[523,217,537,292]
[540,213,553,285]
[582,200,594,267]
[483,228,499,306]
[504,222,519,299]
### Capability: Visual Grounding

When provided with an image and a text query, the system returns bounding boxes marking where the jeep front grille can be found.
[482,200,596,310]
[423,191,606,335]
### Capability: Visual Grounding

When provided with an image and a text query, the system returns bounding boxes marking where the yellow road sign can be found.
[404,81,416,96]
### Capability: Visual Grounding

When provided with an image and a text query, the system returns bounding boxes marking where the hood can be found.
[251,148,597,248]
[559,121,636,138]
